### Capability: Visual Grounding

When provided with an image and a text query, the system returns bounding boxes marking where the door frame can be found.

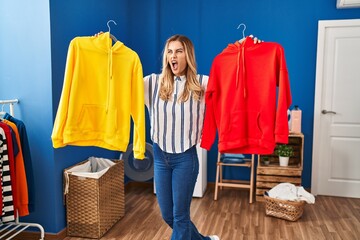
[311,19,360,195]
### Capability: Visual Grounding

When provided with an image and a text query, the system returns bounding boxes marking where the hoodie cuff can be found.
[133,150,145,160]
[200,141,212,151]
[275,134,289,144]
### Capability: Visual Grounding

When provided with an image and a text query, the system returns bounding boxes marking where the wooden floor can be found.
[65,184,360,240]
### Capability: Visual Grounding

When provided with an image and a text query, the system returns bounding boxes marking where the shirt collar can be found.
[174,75,186,82]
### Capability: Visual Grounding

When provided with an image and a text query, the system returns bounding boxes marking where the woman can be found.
[145,34,261,240]
[144,35,215,240]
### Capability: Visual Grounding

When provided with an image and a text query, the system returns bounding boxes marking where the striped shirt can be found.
[144,73,208,153]
[0,127,15,223]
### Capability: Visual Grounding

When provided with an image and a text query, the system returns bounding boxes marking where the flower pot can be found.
[279,156,289,167]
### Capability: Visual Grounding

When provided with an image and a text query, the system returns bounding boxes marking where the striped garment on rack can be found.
[0,127,15,223]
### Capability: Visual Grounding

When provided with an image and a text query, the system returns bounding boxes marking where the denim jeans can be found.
[153,143,209,240]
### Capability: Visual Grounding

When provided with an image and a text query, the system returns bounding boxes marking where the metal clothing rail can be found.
[0,99,19,104]
[0,99,45,240]
[0,99,19,116]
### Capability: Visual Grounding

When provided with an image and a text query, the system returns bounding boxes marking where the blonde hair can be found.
[159,35,204,102]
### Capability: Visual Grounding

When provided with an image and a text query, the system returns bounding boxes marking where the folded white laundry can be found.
[268,183,315,204]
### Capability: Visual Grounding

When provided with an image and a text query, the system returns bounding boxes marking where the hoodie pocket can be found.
[220,110,262,141]
[77,104,118,134]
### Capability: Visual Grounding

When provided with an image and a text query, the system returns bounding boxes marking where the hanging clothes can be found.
[3,113,34,213]
[201,37,292,154]
[2,118,29,216]
[51,32,146,159]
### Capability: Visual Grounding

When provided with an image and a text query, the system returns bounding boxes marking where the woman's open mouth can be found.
[171,60,178,71]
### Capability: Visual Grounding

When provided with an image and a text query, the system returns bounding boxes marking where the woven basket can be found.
[264,194,305,221]
[65,159,124,239]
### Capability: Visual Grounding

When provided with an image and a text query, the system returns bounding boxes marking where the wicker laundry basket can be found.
[64,159,124,239]
[264,194,305,221]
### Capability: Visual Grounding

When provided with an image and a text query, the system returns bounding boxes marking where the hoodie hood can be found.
[221,36,256,98]
[92,32,124,112]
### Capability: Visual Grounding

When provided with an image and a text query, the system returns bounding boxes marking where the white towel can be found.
[297,186,315,204]
[268,183,315,204]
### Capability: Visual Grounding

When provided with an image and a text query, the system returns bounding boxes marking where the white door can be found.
[312,19,360,198]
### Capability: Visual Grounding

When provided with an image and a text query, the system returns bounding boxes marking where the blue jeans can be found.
[153,143,209,240]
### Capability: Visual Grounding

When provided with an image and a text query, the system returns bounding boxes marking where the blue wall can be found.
[1,0,360,234]
[0,0,57,232]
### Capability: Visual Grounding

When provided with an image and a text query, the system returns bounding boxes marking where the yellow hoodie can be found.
[52,32,145,159]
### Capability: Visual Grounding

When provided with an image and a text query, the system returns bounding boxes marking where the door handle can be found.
[321,109,337,114]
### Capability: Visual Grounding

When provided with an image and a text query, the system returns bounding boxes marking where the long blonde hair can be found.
[159,35,203,102]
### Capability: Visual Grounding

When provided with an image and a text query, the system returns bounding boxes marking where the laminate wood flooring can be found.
[64,184,360,240]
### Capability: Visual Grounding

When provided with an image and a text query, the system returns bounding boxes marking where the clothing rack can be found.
[0,99,18,116]
[0,99,44,240]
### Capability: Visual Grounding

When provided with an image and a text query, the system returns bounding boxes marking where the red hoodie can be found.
[200,37,292,154]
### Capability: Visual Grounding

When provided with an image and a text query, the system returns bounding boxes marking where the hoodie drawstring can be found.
[242,45,246,98]
[236,50,240,89]
[236,39,247,98]
[107,41,113,113]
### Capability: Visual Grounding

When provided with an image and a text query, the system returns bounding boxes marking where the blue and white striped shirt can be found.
[144,73,208,153]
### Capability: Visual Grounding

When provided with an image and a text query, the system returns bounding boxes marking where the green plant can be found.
[262,156,270,165]
[275,144,294,157]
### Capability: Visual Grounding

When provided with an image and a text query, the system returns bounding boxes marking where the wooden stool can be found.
[214,153,255,203]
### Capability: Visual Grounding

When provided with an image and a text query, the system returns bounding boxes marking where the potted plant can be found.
[262,156,270,165]
[274,144,294,167]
